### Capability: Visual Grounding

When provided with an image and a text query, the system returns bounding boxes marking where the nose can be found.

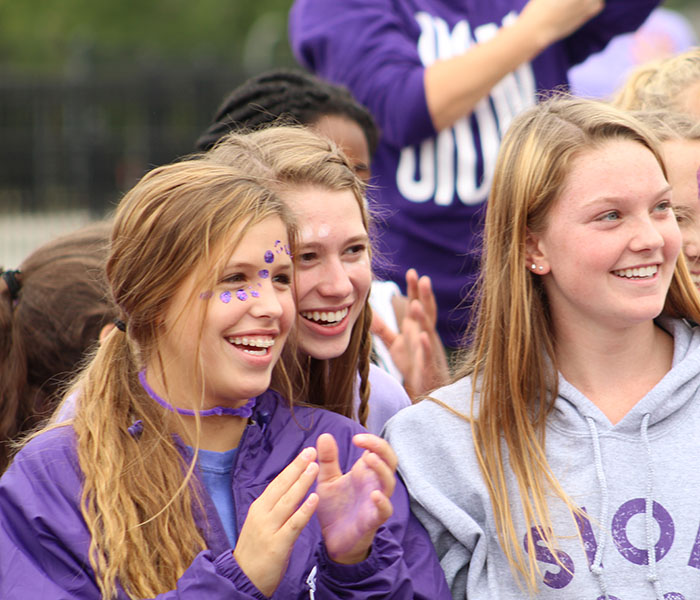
[248,283,284,319]
[629,214,665,253]
[317,257,353,298]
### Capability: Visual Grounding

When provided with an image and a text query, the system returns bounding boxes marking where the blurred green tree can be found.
[0,0,295,74]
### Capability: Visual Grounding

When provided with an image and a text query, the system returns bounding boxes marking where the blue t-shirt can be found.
[195,447,237,547]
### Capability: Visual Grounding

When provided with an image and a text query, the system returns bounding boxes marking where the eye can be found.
[673,205,694,226]
[272,273,292,286]
[598,210,620,222]
[222,273,246,285]
[345,243,367,256]
[654,199,672,213]
[298,251,317,263]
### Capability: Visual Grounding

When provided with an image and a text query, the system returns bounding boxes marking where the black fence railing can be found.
[0,65,248,215]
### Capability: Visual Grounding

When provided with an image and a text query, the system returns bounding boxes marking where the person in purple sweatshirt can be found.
[0,152,450,598]
[289,0,660,349]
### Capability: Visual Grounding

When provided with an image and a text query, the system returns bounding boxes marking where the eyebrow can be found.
[581,185,673,209]
[297,233,370,247]
[224,258,292,271]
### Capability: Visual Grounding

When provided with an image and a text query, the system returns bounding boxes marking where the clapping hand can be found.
[315,433,397,564]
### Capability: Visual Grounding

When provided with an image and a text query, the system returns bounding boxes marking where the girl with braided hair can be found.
[204,125,410,434]
[199,69,449,412]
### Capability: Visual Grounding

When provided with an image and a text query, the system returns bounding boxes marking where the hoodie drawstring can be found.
[585,414,665,600]
[641,413,664,600]
[585,416,610,599]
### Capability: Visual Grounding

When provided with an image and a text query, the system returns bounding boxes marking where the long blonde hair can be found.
[454,96,700,591]
[204,126,374,426]
[65,160,295,598]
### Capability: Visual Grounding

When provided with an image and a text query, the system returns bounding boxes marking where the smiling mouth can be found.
[300,307,349,327]
[226,336,274,356]
[612,265,658,279]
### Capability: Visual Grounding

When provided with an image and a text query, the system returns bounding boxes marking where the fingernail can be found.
[301,447,314,460]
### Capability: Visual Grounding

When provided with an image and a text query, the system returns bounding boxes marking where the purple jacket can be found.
[289,0,660,347]
[0,390,450,599]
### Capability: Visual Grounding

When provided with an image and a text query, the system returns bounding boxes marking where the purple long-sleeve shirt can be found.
[0,390,449,599]
[290,0,660,346]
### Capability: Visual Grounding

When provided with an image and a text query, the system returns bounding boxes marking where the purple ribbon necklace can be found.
[138,370,256,418]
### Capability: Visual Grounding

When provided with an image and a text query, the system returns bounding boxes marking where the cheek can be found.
[280,293,297,333]
[293,270,315,303]
[347,263,372,301]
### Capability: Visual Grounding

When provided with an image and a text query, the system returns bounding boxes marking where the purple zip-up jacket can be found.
[289,0,660,347]
[0,390,450,599]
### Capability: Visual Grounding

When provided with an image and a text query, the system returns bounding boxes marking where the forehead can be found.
[313,114,370,164]
[557,139,664,204]
[215,216,291,266]
[283,184,363,222]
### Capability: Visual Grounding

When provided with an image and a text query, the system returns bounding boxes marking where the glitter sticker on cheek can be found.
[199,291,213,300]
[236,290,248,301]
[264,250,274,264]
[251,290,260,298]
[220,291,232,304]
[258,269,269,279]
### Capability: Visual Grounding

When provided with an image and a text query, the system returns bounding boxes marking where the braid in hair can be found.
[355,304,373,428]
[195,68,379,155]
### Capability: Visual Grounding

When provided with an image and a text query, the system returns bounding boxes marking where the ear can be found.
[525,230,550,275]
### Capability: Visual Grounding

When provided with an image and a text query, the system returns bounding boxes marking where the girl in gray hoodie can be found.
[384,95,700,600]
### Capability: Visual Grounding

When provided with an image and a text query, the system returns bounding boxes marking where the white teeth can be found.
[301,307,349,325]
[613,265,658,279]
[227,336,274,348]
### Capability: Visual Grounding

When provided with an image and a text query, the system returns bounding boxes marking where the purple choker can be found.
[138,370,256,418]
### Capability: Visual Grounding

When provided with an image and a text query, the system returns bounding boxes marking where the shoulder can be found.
[385,376,473,431]
[368,364,410,409]
[0,425,83,521]
[5,425,79,478]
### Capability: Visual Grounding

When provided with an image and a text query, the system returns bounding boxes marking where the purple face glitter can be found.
[264,250,274,264]
[199,291,213,300]
[236,289,248,301]
[258,269,269,279]
[220,291,231,304]
[251,290,260,298]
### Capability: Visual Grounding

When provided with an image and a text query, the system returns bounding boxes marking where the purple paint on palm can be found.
[236,290,248,301]
[264,251,274,264]
[258,269,269,279]
[316,460,383,557]
[219,291,231,303]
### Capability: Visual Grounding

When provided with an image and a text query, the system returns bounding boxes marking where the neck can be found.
[553,319,673,424]
[141,369,251,451]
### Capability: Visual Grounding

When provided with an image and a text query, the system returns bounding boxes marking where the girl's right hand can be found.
[233,447,320,597]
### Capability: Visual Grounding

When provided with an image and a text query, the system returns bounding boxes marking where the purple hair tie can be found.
[138,370,256,418]
[127,420,143,439]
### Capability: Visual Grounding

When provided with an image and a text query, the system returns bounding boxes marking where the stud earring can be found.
[538,266,544,271]
[531,264,536,270]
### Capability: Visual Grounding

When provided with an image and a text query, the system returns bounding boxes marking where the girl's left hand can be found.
[315,433,397,564]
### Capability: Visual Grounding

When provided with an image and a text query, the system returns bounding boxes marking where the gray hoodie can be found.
[384,318,700,599]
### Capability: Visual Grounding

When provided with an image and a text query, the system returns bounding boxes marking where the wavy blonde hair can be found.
[204,126,374,427]
[612,46,700,114]
[58,160,296,598]
[452,96,700,592]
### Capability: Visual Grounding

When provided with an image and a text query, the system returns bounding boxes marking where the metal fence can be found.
[0,65,246,266]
